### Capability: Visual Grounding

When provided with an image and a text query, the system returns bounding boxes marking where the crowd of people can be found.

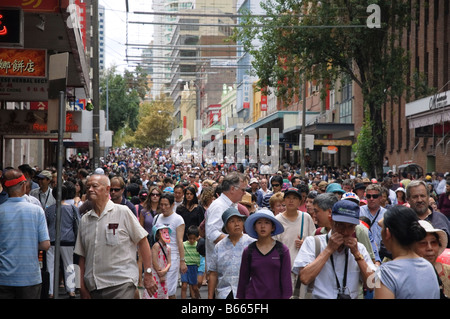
[1,146,450,299]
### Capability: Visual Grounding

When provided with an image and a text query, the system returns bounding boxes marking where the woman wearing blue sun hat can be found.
[236,209,292,299]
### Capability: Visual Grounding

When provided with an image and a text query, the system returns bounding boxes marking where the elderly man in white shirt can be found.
[293,200,376,299]
[74,174,157,299]
[205,172,248,267]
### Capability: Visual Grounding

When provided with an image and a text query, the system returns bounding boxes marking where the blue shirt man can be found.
[0,169,50,299]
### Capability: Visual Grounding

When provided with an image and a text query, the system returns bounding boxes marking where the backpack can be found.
[291,235,320,299]
[147,213,160,247]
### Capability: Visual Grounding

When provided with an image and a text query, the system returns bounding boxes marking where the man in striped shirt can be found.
[0,169,50,299]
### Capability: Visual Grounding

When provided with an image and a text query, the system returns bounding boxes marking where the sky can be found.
[99,0,154,72]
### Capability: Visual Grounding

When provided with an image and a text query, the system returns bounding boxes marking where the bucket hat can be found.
[244,208,284,238]
[222,207,247,234]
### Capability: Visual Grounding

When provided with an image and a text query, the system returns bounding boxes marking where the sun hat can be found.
[244,208,284,238]
[326,183,345,194]
[418,220,448,256]
[332,200,360,225]
[152,224,172,241]
[222,207,247,234]
[239,192,253,207]
[37,170,52,180]
[341,192,360,204]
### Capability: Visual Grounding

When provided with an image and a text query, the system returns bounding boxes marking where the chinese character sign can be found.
[0,48,46,77]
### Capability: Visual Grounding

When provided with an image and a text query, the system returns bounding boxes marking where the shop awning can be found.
[408,109,450,129]
[243,111,298,133]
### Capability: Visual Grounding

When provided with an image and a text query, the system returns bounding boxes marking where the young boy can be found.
[181,225,201,299]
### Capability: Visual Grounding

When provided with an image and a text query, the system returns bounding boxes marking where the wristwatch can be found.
[354,253,364,261]
[145,268,152,275]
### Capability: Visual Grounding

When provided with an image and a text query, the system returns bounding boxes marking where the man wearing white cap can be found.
[30,170,56,210]
[293,200,376,299]
[248,177,263,208]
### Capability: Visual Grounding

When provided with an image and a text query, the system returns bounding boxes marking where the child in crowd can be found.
[143,225,171,299]
[181,225,201,299]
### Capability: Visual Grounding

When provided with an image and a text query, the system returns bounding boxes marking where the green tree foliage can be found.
[133,95,176,148]
[100,66,149,134]
[234,0,432,177]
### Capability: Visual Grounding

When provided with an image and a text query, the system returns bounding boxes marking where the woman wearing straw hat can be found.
[414,220,450,298]
[236,209,292,299]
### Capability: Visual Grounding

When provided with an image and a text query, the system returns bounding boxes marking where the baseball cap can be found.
[354,183,366,191]
[284,187,302,200]
[332,200,360,225]
[37,170,52,180]
[341,192,360,204]
[152,224,172,242]
[249,178,259,185]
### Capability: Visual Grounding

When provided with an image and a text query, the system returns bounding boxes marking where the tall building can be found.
[98,4,106,73]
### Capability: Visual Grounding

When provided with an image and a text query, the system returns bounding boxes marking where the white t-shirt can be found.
[153,212,185,257]
[274,211,316,267]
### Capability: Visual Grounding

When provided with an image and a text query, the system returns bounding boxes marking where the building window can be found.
[339,78,352,123]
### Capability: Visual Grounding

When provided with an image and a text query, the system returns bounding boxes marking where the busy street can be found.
[1,0,450,307]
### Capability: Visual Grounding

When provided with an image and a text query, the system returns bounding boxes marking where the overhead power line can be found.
[129,20,368,29]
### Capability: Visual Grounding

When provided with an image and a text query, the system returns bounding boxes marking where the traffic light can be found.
[0,7,23,47]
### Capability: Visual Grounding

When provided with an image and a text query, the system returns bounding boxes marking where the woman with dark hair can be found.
[73,178,86,207]
[438,179,450,219]
[153,192,187,298]
[176,186,205,241]
[375,206,440,299]
[140,185,162,234]
[45,183,80,298]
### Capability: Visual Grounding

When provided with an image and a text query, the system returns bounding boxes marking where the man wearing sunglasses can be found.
[110,176,137,217]
[359,184,386,251]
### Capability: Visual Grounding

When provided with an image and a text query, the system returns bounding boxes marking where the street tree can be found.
[100,65,148,136]
[133,94,176,148]
[235,0,433,177]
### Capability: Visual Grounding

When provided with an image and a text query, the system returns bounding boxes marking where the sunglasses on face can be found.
[151,193,161,197]
[366,194,380,199]
[110,188,122,192]
[272,184,280,187]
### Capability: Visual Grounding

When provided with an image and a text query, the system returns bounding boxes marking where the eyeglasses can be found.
[366,194,380,199]
[110,188,122,192]
[151,193,161,197]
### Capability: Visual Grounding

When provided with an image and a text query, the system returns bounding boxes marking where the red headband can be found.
[4,174,26,187]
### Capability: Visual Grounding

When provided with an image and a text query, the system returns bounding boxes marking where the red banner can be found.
[261,94,267,111]
[243,102,250,109]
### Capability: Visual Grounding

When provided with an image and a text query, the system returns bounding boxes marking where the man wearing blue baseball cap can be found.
[292,200,376,299]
